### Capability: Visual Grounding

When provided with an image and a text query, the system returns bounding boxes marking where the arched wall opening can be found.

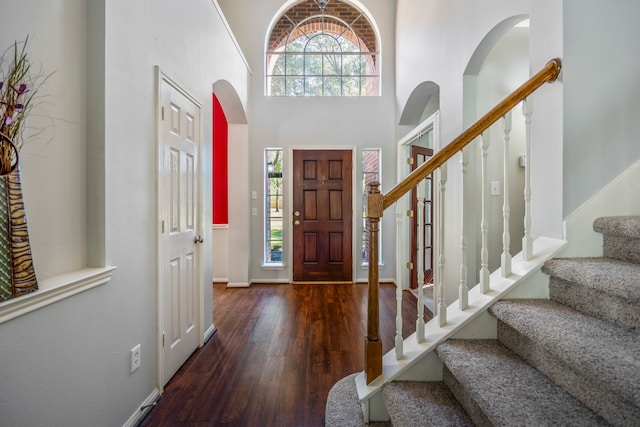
[399,81,440,126]
[211,80,249,285]
[462,15,530,286]
[395,82,441,292]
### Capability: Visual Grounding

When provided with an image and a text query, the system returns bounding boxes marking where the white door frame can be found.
[155,66,205,391]
[395,111,440,290]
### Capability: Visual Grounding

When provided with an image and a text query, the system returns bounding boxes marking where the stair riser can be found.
[382,382,473,427]
[496,321,640,426]
[602,234,640,264]
[549,276,640,332]
[442,368,493,427]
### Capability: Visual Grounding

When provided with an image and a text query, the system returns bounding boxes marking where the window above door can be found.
[265,0,380,97]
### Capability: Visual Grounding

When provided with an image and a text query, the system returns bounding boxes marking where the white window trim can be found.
[0,266,116,324]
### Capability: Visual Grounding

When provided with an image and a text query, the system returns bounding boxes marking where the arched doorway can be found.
[212,80,249,287]
[462,16,530,285]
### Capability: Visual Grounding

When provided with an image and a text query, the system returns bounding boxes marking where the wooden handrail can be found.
[382,58,562,210]
[364,58,562,384]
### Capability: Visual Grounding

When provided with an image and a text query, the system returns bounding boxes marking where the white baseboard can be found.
[122,387,160,427]
[227,282,250,288]
[212,277,229,283]
[249,279,291,285]
[203,323,217,343]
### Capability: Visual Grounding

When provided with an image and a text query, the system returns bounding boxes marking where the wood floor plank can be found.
[139,283,431,426]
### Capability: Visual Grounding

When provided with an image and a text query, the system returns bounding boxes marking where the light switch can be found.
[490,181,500,196]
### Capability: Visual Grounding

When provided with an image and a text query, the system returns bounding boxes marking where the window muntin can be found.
[266,1,379,97]
[361,148,381,264]
[265,149,284,264]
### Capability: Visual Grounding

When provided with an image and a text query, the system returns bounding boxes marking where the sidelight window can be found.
[264,149,284,265]
[361,148,381,265]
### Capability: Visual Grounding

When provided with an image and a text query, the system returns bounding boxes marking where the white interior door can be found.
[159,73,201,386]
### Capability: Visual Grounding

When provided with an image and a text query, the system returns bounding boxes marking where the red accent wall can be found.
[212,94,228,225]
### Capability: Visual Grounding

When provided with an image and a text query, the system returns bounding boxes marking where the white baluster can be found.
[480,132,490,294]
[522,98,533,260]
[395,212,403,359]
[416,180,425,342]
[501,112,512,277]
[459,148,469,310]
[437,164,447,326]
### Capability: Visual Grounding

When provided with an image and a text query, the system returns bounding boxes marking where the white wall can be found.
[218,0,397,283]
[396,0,563,300]
[563,0,640,215]
[473,26,529,275]
[0,1,249,425]
[0,0,88,279]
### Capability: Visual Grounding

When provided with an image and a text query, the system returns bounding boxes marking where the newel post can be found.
[365,181,383,384]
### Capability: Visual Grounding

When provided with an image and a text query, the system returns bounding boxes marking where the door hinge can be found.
[162,333,165,347]
[161,106,165,121]
[407,209,414,218]
[407,262,414,270]
[407,157,414,165]
[162,220,165,233]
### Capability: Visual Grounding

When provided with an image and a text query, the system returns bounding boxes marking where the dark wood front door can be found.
[410,145,434,288]
[292,150,352,282]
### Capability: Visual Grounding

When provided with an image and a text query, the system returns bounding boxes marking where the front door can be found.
[292,149,352,282]
[159,74,201,386]
[410,145,434,288]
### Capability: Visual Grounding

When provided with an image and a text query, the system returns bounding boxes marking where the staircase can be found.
[326,216,640,426]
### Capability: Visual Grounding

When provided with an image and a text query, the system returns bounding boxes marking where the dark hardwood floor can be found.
[139,282,432,427]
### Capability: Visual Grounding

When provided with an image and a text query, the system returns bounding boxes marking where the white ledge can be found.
[0,266,117,324]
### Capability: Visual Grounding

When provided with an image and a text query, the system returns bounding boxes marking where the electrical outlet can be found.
[252,207,257,216]
[130,344,141,373]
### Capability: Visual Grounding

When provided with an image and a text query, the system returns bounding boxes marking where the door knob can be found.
[194,235,204,244]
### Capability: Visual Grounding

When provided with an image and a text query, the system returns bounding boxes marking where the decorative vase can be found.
[0,139,37,302]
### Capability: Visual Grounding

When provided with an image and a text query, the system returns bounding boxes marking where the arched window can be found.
[266,0,380,96]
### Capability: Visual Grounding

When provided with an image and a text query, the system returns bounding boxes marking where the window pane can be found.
[285,54,304,74]
[361,149,381,264]
[323,77,342,96]
[323,54,341,75]
[286,76,304,96]
[269,76,286,96]
[265,149,284,264]
[342,77,361,96]
[305,76,322,96]
[287,37,306,52]
[342,54,361,76]
[305,54,322,76]
[337,35,359,52]
[269,54,285,75]
[362,77,379,96]
[307,34,340,53]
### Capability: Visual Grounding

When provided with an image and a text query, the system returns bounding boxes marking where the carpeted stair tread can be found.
[542,257,640,303]
[489,299,640,407]
[325,373,391,427]
[593,216,640,239]
[382,381,473,427]
[436,339,608,427]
